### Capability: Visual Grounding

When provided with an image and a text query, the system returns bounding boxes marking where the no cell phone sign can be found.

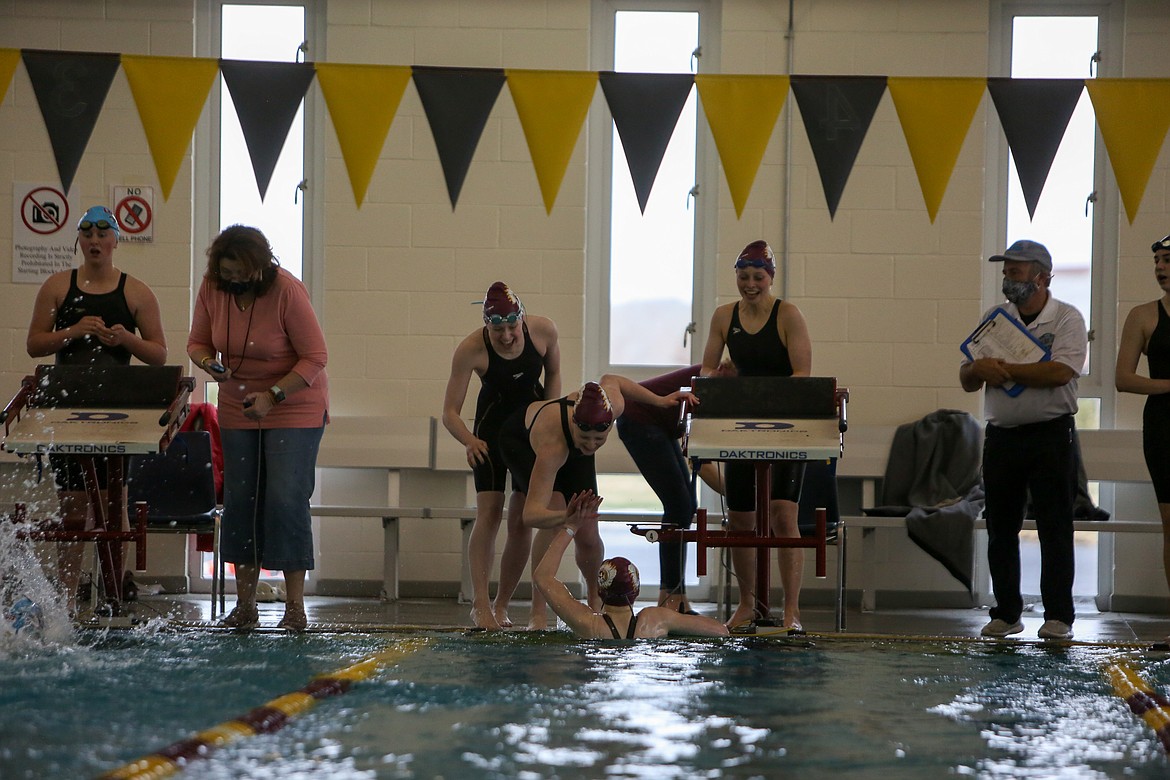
[113,186,154,243]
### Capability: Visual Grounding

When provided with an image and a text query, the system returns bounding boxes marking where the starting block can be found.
[2,365,194,609]
[680,376,848,624]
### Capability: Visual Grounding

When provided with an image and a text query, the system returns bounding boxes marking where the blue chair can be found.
[127,430,224,618]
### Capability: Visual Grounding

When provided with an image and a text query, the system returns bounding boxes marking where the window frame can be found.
[191,0,324,594]
[983,0,1124,609]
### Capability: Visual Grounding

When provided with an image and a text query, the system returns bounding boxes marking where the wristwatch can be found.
[269,385,286,404]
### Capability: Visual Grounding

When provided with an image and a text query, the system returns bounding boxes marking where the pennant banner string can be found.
[3,50,1167,220]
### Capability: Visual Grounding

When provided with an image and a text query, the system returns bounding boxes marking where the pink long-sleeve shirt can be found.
[188,268,329,430]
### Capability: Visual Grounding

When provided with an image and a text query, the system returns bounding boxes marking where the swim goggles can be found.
[77,206,119,233]
[1152,235,1170,253]
[734,257,774,270]
[575,420,613,433]
[485,313,522,326]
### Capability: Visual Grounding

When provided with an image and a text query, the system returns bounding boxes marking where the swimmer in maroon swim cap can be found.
[700,238,812,631]
[481,281,525,324]
[571,381,614,431]
[442,281,561,630]
[497,373,699,626]
[533,531,728,639]
[598,556,639,607]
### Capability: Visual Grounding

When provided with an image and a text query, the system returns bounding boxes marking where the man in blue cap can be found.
[960,239,1087,641]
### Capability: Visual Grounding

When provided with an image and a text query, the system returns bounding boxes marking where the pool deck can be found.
[118,594,1170,646]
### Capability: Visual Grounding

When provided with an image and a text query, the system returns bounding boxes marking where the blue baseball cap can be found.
[77,205,119,235]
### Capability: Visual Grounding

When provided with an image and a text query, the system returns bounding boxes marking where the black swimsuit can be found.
[498,398,598,499]
[471,322,545,492]
[54,270,137,366]
[723,299,805,511]
[50,270,138,492]
[1143,300,1170,502]
[602,611,638,639]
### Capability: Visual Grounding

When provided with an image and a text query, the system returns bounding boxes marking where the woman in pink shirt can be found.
[188,225,329,631]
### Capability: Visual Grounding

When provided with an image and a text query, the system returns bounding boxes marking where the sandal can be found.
[278,604,307,632]
[220,603,259,629]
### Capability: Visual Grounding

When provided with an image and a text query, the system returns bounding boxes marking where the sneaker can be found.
[220,603,259,629]
[981,618,1024,638]
[1038,620,1073,640]
[277,604,307,632]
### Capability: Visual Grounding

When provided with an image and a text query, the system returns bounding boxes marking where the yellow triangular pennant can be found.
[0,49,19,106]
[121,55,219,201]
[1086,78,1170,224]
[694,74,789,219]
[887,77,985,223]
[316,63,411,208]
[505,69,597,214]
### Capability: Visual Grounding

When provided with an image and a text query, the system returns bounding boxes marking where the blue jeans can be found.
[616,417,696,593]
[983,415,1076,626]
[221,424,324,571]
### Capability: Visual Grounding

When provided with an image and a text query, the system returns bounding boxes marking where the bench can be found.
[837,426,1161,615]
[310,505,475,602]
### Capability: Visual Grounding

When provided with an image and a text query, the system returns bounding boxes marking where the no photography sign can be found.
[12,183,73,283]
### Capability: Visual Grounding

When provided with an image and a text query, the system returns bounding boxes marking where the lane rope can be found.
[96,637,429,780]
[1104,660,1170,753]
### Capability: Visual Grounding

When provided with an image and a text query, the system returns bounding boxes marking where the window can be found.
[218,3,308,279]
[587,1,717,377]
[608,10,698,367]
[194,1,316,591]
[992,2,1121,604]
[1005,15,1097,364]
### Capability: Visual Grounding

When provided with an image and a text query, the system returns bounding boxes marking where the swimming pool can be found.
[2,626,1168,779]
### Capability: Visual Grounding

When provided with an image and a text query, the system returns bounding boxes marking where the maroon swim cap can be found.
[572,382,614,429]
[482,281,524,324]
[734,240,776,278]
[598,557,640,607]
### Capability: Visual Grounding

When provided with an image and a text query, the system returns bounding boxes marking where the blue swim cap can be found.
[77,205,119,235]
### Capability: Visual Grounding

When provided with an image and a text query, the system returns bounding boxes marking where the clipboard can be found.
[961,307,1051,397]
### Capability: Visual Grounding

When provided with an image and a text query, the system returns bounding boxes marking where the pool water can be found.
[1,628,1168,779]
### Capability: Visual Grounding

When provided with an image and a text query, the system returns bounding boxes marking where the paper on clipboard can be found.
[961,307,1051,397]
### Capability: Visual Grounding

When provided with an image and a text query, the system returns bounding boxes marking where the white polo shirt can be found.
[965,295,1088,428]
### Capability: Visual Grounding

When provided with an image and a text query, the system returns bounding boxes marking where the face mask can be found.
[225,280,253,296]
[1002,277,1037,306]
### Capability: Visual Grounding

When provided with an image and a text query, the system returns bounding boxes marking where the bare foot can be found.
[527,611,548,631]
[783,613,802,631]
[471,604,503,630]
[492,605,513,628]
[725,605,757,629]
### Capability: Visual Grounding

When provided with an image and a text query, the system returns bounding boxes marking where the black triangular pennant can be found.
[987,78,1084,219]
[790,75,887,219]
[598,72,695,214]
[412,66,506,209]
[219,59,317,200]
[22,50,121,194]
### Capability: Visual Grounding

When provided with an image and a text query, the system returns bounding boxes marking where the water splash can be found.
[0,520,75,654]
